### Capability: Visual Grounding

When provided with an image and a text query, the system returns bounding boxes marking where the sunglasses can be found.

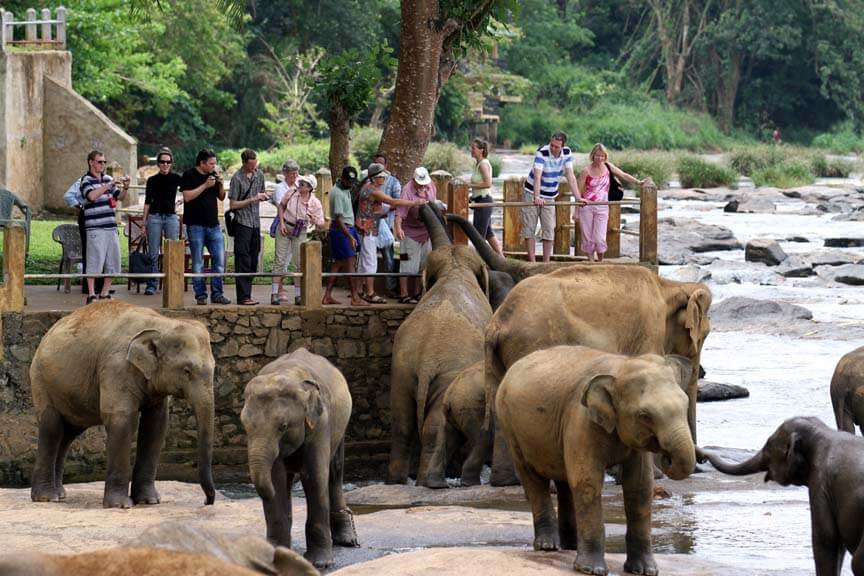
[157,159,172,165]
[94,160,107,164]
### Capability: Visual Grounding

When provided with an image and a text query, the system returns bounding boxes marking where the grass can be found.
[751,158,815,188]
[614,150,675,189]
[677,156,737,188]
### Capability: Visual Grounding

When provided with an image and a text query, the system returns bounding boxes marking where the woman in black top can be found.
[142,147,182,295]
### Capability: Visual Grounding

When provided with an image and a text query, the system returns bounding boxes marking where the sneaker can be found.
[270,294,281,305]
[211,295,232,305]
[294,296,302,306]
[196,296,208,305]
[144,287,156,296]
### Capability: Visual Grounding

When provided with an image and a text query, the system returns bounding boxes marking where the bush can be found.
[728,145,787,176]
[218,140,356,176]
[810,155,855,178]
[489,155,503,177]
[423,142,472,175]
[811,124,864,153]
[677,156,737,188]
[751,159,815,188]
[351,126,383,166]
[613,150,675,189]
[519,143,540,154]
[499,102,576,149]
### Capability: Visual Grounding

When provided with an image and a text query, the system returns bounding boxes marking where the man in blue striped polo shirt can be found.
[522,132,579,262]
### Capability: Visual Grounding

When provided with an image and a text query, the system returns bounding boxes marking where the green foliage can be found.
[422,143,472,175]
[351,127,384,166]
[489,155,503,178]
[319,45,395,120]
[810,155,855,178]
[435,74,471,142]
[219,140,354,175]
[614,151,675,189]
[811,125,864,153]
[751,159,815,189]
[728,145,788,176]
[677,156,737,188]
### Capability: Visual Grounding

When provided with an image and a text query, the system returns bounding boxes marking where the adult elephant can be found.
[29,301,216,508]
[387,203,495,488]
[830,345,864,434]
[485,264,711,485]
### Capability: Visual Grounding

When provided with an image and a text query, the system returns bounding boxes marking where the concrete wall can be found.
[0,51,136,211]
[0,306,410,486]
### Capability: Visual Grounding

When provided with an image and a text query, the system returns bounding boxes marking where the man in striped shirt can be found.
[522,132,579,262]
[81,150,129,303]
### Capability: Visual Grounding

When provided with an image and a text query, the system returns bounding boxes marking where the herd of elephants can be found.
[3,204,864,575]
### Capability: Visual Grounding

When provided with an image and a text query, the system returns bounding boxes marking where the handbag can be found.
[129,238,150,286]
[606,163,624,202]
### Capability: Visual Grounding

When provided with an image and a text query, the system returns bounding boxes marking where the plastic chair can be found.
[52,224,83,294]
[0,189,31,255]
[124,214,148,292]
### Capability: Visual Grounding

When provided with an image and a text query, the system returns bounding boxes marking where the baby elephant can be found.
[698,416,864,576]
[830,345,864,434]
[496,346,695,576]
[440,361,492,487]
[241,348,358,569]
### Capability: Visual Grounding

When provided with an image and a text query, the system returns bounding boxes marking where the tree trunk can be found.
[711,48,740,133]
[328,102,350,177]
[379,0,455,185]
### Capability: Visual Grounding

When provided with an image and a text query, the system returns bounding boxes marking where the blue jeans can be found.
[187,224,225,301]
[145,213,180,291]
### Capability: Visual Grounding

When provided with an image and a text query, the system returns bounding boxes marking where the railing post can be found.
[554,181,572,256]
[639,185,658,265]
[2,11,13,51]
[450,180,469,245]
[606,203,621,258]
[56,6,66,49]
[300,241,322,309]
[430,170,452,237]
[41,8,51,42]
[502,177,523,253]
[315,168,332,220]
[25,8,35,42]
[0,226,26,313]
[162,239,185,309]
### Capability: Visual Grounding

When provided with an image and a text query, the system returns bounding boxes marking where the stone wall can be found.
[0,306,410,486]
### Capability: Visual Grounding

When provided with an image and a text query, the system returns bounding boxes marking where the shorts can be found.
[329,225,360,260]
[399,236,432,274]
[85,227,121,275]
[520,191,556,241]
[358,234,378,274]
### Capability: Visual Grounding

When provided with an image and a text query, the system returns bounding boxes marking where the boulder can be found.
[832,264,864,286]
[710,296,812,330]
[697,381,750,402]
[665,264,711,284]
[775,255,814,278]
[729,195,776,214]
[804,249,861,267]
[657,218,742,265]
[832,210,864,222]
[745,238,787,266]
[705,260,784,286]
[824,238,864,248]
[786,236,810,243]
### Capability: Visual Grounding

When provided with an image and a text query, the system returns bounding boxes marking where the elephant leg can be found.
[417,407,449,489]
[555,480,578,550]
[810,495,844,576]
[568,464,608,576]
[263,458,293,548]
[460,423,491,487]
[386,376,417,484]
[621,453,657,576]
[103,412,138,508]
[300,444,334,568]
[131,399,168,505]
[490,421,519,486]
[54,421,86,501]
[514,455,557,552]
[31,406,65,502]
[851,535,864,575]
[329,441,358,547]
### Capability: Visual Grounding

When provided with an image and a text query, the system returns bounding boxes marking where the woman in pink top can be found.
[576,143,643,261]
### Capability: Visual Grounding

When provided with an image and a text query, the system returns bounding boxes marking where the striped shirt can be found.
[81,173,118,230]
[524,144,574,199]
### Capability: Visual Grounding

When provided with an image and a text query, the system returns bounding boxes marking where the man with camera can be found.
[228,148,269,305]
[180,149,230,305]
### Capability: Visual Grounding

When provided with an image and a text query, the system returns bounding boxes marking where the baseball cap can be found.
[413,166,432,186]
[367,163,390,179]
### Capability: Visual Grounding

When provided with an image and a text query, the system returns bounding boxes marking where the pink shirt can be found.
[397,180,437,243]
[584,172,609,202]
[283,190,325,226]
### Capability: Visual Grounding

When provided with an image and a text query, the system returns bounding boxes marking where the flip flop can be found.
[367,294,386,304]
[398,296,419,304]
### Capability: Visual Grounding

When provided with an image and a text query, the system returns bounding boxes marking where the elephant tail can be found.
[830,367,856,434]
[416,372,434,433]
[483,327,506,431]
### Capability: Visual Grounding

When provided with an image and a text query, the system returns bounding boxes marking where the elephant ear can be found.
[781,431,806,484]
[581,374,616,434]
[685,288,712,356]
[421,267,436,294]
[273,545,318,576]
[302,379,324,431]
[664,355,693,392]
[126,329,161,381]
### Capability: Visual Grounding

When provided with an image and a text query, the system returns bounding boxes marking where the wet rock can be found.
[722,199,739,213]
[804,249,861,267]
[775,255,814,278]
[745,238,787,266]
[705,260,783,286]
[815,263,864,285]
[824,237,864,248]
[665,264,711,283]
[786,236,810,243]
[710,296,812,330]
[697,380,750,402]
[728,195,776,214]
[657,218,742,265]
[832,210,864,222]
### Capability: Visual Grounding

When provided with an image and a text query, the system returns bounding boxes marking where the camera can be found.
[210,172,222,183]
[291,219,307,238]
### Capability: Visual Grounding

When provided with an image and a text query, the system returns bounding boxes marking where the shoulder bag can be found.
[606,163,624,202]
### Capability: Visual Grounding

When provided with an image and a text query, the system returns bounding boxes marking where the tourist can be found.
[142,147,181,296]
[356,162,425,304]
[270,159,300,305]
[228,149,269,306]
[81,150,128,304]
[468,138,504,257]
[372,152,402,298]
[181,149,230,305]
[522,132,578,262]
[577,143,643,262]
[323,166,366,306]
[279,173,326,305]
[394,166,437,304]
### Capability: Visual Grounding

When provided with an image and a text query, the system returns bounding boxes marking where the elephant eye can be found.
[278,422,289,432]
[637,410,654,426]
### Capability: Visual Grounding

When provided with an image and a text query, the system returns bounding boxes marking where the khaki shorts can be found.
[399,236,431,274]
[520,191,556,241]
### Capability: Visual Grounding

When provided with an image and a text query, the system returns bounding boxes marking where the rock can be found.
[745,238,787,266]
[824,237,864,248]
[664,264,711,283]
[710,296,812,330]
[731,195,776,214]
[697,381,750,402]
[723,199,739,213]
[705,260,783,286]
[832,211,864,222]
[656,218,742,265]
[804,249,861,267]
[815,263,864,285]
[775,255,814,278]
[786,236,810,243]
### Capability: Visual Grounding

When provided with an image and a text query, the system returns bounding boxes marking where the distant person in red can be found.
[773,128,782,145]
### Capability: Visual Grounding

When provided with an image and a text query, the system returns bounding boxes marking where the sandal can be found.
[362,294,386,304]
[98,294,111,300]
[398,296,419,305]
[86,295,97,304]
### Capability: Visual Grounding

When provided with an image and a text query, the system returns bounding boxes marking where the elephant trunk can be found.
[446,214,531,280]
[419,204,452,250]
[248,441,279,501]
[190,393,216,505]
[658,425,697,480]
[698,446,766,476]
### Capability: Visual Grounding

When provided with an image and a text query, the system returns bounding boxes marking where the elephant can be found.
[830,345,864,434]
[0,548,267,576]
[697,416,864,576]
[435,361,492,487]
[485,264,711,485]
[386,203,497,488]
[240,348,358,569]
[134,522,319,576]
[496,346,695,576]
[29,300,216,508]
